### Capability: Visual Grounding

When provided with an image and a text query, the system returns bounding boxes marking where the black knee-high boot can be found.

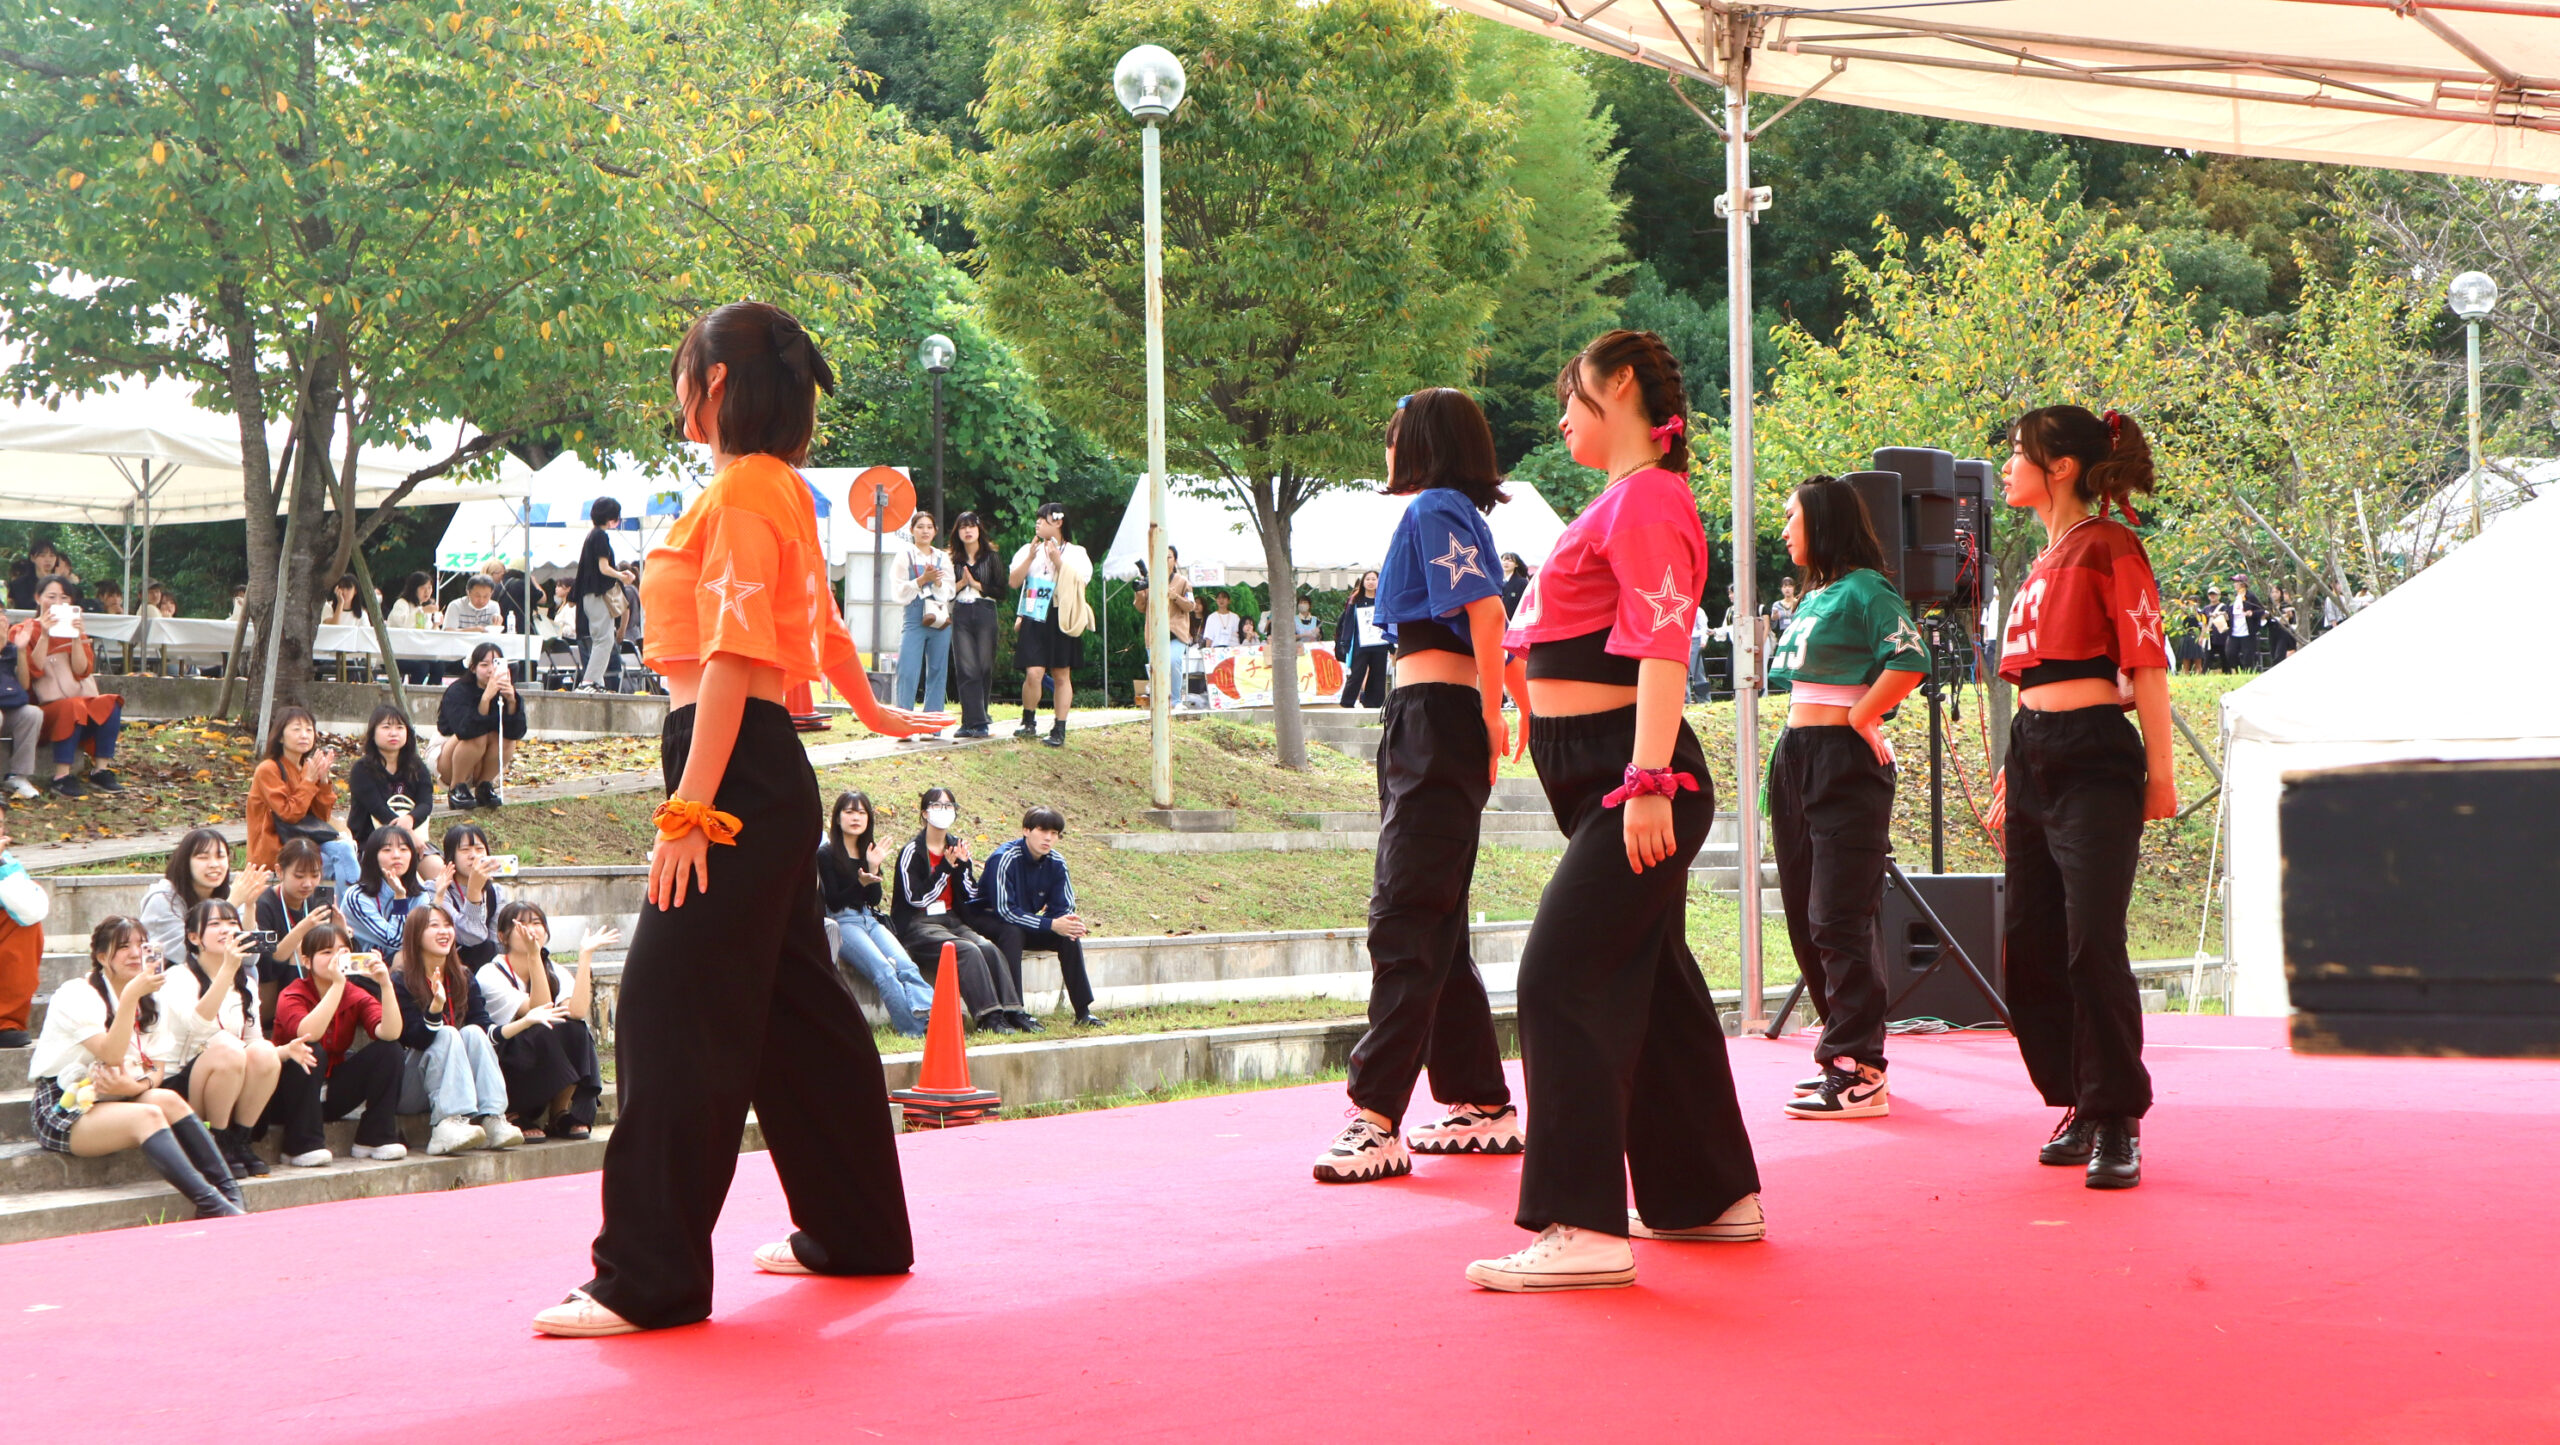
[171,1115,246,1210]
[139,1127,245,1218]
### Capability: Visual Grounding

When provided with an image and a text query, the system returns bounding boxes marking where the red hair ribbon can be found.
[2099,409,2140,525]
[1602,764,1699,809]
[1650,415,1686,445]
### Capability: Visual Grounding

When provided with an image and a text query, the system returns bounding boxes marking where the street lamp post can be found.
[2448,270,2498,540]
[918,333,955,530]
[1116,43,1186,811]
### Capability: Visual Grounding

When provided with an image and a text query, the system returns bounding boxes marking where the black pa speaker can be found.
[1949,459,1996,610]
[1876,871,2006,1026]
[1852,447,1965,606]
[2282,760,2560,1057]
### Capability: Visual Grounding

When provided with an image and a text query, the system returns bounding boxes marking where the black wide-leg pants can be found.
[1345,683,1509,1129]
[1769,725,1895,1072]
[2003,705,2152,1120]
[1515,708,1759,1236]
[586,700,913,1329]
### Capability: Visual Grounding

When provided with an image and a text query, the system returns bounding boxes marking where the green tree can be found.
[978,0,1522,767]
[1460,20,1628,466]
[0,0,914,714]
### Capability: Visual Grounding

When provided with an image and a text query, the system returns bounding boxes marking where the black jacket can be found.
[817,838,884,916]
[1334,596,1384,654]
[391,965,494,1050]
[345,755,437,847]
[438,677,528,743]
[949,547,1003,607]
[889,831,980,936]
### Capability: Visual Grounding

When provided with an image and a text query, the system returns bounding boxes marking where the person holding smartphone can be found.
[891,786,1026,1033]
[21,574,125,796]
[435,822,510,969]
[437,641,526,811]
[345,704,436,851]
[264,924,410,1167]
[250,837,337,1014]
[479,903,613,1142]
[153,898,299,1179]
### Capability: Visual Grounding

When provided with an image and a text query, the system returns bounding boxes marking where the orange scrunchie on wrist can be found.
[654,797,743,846]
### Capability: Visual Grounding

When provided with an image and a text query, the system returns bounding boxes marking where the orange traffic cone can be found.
[888,943,1003,1129]
[785,680,829,731]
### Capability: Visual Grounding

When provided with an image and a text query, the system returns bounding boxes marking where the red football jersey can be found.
[1998,517,2169,704]
[1502,467,1705,665]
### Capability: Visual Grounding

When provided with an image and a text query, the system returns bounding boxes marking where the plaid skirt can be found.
[31,1075,80,1153]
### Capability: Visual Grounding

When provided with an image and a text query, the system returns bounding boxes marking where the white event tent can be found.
[435,447,708,575]
[2220,489,2560,1016]
[2378,456,2554,561]
[1099,476,1570,589]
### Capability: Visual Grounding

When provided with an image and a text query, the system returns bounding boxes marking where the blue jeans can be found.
[51,702,121,768]
[320,838,361,888]
[893,598,951,713]
[1165,638,1190,705]
[397,1024,509,1120]
[831,908,934,1035]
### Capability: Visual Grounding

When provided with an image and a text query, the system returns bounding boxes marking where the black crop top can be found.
[1525,628,1641,686]
[2018,656,2118,690]
[1393,616,1472,658]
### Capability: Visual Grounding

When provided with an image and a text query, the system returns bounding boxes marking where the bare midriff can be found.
[655,656,794,711]
[1786,702,1855,728]
[1526,678,1637,718]
[2017,677,2120,712]
[1394,650,1478,689]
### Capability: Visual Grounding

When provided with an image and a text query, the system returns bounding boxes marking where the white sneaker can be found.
[351,1142,407,1161]
[753,1241,813,1275]
[1628,1193,1766,1242]
[1311,1116,1411,1184]
[428,1117,487,1155]
[4,776,38,801]
[1785,1064,1889,1120]
[1407,1103,1525,1156]
[285,1149,334,1168]
[480,1115,525,1150]
[1465,1223,1636,1292]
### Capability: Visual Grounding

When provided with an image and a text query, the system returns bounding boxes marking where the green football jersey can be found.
[1765,568,1928,686]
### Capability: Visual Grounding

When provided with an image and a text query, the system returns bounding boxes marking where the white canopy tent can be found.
[1432,0,2560,1021]
[434,447,707,575]
[2220,488,2560,1016]
[2378,455,2554,559]
[1100,476,1570,589]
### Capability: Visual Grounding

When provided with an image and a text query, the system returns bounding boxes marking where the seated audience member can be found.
[344,824,433,957]
[891,786,1030,1034]
[344,703,436,854]
[478,903,611,1141]
[817,790,933,1037]
[0,620,46,801]
[972,806,1104,1028]
[27,917,243,1216]
[442,571,506,635]
[23,574,125,796]
[264,922,408,1167]
[140,827,273,965]
[92,582,124,616]
[0,803,41,1049]
[437,641,525,811]
[154,899,291,1179]
[247,705,358,880]
[323,574,363,626]
[436,822,510,969]
[249,837,338,1017]
[390,904,519,1155]
[4,551,36,610]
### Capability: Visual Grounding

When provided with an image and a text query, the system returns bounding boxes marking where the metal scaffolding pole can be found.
[1721,13,1768,1027]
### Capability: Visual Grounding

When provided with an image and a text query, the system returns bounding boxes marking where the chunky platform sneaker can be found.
[428,1116,487,1156]
[1785,1063,1889,1120]
[1628,1193,1766,1243]
[532,1289,641,1338]
[753,1241,814,1275]
[1311,1116,1410,1184]
[1407,1103,1525,1155]
[2086,1118,2142,1190]
[2039,1109,2098,1166]
[1465,1224,1636,1292]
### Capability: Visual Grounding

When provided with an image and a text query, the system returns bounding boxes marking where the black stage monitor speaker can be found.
[2281,759,2560,1058]
[1876,871,2005,1026]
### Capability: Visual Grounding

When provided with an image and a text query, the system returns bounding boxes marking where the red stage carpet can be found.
[4,1015,2554,1443]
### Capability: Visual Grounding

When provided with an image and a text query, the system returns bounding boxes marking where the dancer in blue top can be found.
[1314,388,1531,1185]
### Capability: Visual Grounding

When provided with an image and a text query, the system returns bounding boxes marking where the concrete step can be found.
[42,866,648,946]
[0,1066,624,1149]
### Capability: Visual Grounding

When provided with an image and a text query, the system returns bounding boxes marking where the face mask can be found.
[925,806,956,831]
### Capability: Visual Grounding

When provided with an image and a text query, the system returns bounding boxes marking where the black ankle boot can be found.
[139,1128,244,1219]
[218,1123,270,1177]
[2039,1108,2098,1166]
[2086,1118,2142,1190]
[172,1115,246,1210]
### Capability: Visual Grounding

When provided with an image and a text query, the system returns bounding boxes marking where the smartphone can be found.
[237,930,280,951]
[488,854,521,878]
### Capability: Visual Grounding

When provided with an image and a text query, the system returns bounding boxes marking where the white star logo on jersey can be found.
[704,559,763,631]
[1431,534,1487,589]
[1634,568,1692,633]
[2126,594,2163,651]
[1884,616,1925,660]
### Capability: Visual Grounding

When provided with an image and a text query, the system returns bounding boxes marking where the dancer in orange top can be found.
[535,302,948,1337]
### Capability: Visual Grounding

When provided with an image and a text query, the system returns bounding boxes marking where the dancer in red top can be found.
[534,303,948,1337]
[1989,404,2174,1191]
[1464,331,1763,1293]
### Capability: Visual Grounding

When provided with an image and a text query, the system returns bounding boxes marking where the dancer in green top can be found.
[1765,477,1927,1120]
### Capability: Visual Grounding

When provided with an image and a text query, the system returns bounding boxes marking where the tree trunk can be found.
[1251,477,1308,771]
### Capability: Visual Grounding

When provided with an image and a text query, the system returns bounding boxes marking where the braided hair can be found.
[671,301,839,464]
[2011,405,2157,525]
[1556,329,1693,473]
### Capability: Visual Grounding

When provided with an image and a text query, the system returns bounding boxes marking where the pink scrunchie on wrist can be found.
[1601,764,1698,809]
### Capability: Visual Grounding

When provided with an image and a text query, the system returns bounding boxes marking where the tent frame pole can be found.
[349,547,408,715]
[1721,12,1769,1028]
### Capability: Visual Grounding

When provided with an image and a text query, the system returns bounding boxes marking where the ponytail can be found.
[1557,329,1693,473]
[2012,404,2156,524]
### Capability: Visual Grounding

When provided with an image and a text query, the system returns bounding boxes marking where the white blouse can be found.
[148,961,260,1068]
[27,975,153,1088]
